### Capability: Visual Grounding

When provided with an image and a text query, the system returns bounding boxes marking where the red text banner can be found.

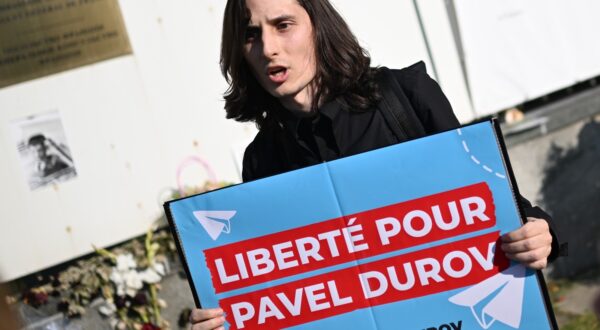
[220,231,508,330]
[205,182,496,293]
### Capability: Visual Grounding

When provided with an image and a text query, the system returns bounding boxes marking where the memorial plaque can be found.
[0,0,132,88]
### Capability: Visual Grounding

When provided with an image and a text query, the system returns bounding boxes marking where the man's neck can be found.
[279,89,317,118]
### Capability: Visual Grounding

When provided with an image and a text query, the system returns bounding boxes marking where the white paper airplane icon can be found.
[193,210,237,240]
[449,264,526,329]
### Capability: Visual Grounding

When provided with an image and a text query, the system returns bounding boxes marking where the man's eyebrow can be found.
[267,14,295,24]
[246,14,295,28]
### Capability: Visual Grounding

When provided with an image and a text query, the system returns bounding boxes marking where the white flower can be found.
[123,270,143,296]
[108,253,145,296]
[139,263,165,284]
[115,254,137,272]
[153,262,166,276]
[139,269,160,284]
[109,268,124,286]
[110,268,143,296]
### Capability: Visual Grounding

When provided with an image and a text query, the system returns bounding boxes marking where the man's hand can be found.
[501,217,553,269]
[190,307,225,330]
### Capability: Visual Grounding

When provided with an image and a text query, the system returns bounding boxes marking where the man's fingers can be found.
[501,218,548,242]
[190,308,224,323]
[505,246,552,264]
[501,225,530,242]
[501,233,552,254]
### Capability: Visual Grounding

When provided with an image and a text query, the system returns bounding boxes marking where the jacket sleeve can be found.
[519,195,567,262]
[392,61,460,134]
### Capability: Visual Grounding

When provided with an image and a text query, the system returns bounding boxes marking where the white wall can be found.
[333,0,475,122]
[454,0,600,116]
[0,0,257,282]
[415,0,476,122]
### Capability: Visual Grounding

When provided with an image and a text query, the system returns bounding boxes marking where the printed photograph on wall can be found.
[11,110,77,190]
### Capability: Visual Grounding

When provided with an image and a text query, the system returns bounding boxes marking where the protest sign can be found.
[165,120,557,330]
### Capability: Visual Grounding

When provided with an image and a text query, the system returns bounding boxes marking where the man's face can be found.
[31,143,47,159]
[242,0,317,112]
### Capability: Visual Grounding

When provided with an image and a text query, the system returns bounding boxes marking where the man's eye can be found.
[277,22,290,30]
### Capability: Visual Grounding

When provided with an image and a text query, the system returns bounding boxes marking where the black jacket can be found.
[242,62,563,261]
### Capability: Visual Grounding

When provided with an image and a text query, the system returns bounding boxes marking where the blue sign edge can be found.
[490,118,559,330]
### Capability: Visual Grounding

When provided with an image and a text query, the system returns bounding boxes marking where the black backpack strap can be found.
[377,66,426,142]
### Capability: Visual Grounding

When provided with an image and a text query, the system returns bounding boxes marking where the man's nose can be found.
[261,29,279,59]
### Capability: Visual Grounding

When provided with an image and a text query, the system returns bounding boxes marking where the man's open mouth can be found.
[268,67,286,76]
[268,66,288,83]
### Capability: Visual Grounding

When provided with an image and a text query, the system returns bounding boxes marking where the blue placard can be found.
[165,120,556,330]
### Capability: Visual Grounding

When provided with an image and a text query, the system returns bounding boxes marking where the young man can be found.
[191,0,559,328]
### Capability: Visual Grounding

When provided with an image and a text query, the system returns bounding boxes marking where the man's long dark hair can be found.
[220,0,381,129]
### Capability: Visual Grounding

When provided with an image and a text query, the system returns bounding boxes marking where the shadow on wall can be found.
[540,118,600,278]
